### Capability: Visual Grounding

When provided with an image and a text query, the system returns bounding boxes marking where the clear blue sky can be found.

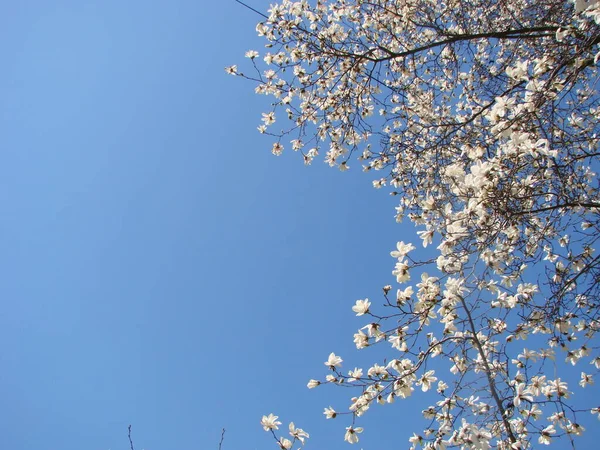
[0,1,408,449]
[1,2,596,450]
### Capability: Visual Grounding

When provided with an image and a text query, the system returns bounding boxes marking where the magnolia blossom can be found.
[277,438,292,449]
[396,286,413,305]
[539,425,556,445]
[238,0,600,447]
[262,112,276,125]
[323,406,337,419]
[344,426,363,444]
[513,383,534,407]
[391,241,416,259]
[352,298,371,316]
[353,329,369,349]
[580,372,594,387]
[409,433,423,447]
[418,370,437,392]
[392,260,410,283]
[261,413,281,431]
[288,422,309,443]
[272,142,283,156]
[347,367,363,381]
[325,352,343,368]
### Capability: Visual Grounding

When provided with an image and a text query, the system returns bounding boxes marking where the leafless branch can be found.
[234,0,268,19]
[128,425,135,450]
[219,428,226,450]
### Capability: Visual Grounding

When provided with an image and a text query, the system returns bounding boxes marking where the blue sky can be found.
[0,1,409,449]
[1,2,597,450]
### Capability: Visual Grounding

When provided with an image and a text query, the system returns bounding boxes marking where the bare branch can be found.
[219,428,226,450]
[128,425,135,450]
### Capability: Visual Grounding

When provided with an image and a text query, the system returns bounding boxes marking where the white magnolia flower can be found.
[506,61,528,80]
[389,334,407,351]
[523,404,542,420]
[323,406,337,419]
[538,424,556,445]
[409,433,423,447]
[565,422,585,436]
[393,260,410,283]
[513,383,533,407]
[418,370,437,392]
[262,112,276,125]
[417,229,434,247]
[352,298,371,316]
[307,379,320,389]
[288,422,309,443]
[261,413,281,431]
[272,142,283,156]
[397,286,413,305]
[278,437,292,449]
[390,241,416,259]
[353,330,369,349]
[580,372,594,387]
[437,380,448,394]
[325,352,343,368]
[348,367,363,381]
[344,426,363,444]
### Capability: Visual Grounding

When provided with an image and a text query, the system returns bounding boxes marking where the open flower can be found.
[289,422,309,443]
[390,241,416,259]
[393,261,410,283]
[538,424,556,445]
[261,413,281,431]
[513,383,533,406]
[323,407,337,419]
[344,426,363,444]
[418,370,438,392]
[325,352,343,368]
[277,438,292,449]
[352,298,371,316]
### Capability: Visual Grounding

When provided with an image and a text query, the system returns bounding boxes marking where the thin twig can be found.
[234,0,269,19]
[128,425,135,450]
[218,428,226,450]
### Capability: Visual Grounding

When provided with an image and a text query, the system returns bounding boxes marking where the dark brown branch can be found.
[234,0,268,19]
[460,298,517,444]
[128,425,135,450]
[219,428,226,450]
[350,27,561,63]
[513,202,600,216]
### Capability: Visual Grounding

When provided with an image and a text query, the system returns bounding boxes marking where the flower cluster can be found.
[261,414,309,449]
[235,0,600,447]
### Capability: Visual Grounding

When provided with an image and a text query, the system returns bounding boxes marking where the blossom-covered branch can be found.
[233,0,600,448]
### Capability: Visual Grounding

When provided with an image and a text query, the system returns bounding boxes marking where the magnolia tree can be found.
[229,0,600,448]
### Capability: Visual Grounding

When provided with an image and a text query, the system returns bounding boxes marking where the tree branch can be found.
[219,428,226,450]
[128,425,135,450]
[234,0,268,19]
[460,298,517,444]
